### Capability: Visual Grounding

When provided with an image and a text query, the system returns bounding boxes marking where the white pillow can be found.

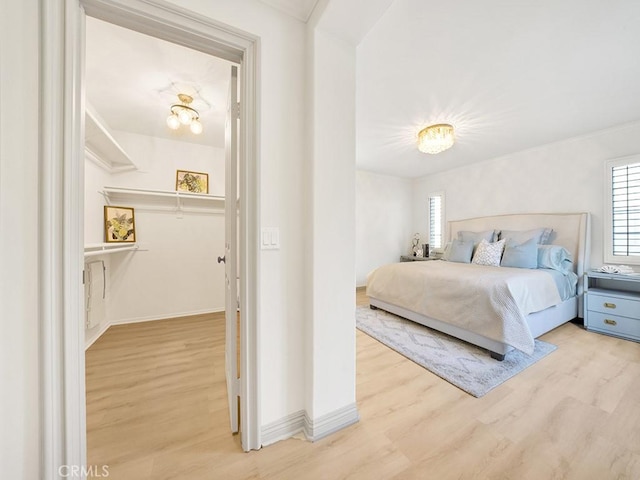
[472,239,506,266]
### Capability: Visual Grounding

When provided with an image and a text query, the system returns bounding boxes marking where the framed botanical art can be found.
[176,170,209,194]
[104,206,136,243]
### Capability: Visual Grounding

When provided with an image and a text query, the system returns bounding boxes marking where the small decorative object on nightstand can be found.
[583,271,640,342]
[411,233,421,257]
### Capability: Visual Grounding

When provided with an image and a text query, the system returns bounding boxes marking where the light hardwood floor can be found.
[86,289,640,479]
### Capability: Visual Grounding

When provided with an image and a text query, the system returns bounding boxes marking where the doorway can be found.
[83,15,242,466]
[40,1,260,474]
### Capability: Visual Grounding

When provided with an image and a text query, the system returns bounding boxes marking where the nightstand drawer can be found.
[586,311,640,340]
[586,293,639,319]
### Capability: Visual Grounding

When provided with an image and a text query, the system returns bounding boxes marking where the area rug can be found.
[356,306,556,397]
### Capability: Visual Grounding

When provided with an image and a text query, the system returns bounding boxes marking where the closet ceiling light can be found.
[166,93,203,135]
[418,124,455,154]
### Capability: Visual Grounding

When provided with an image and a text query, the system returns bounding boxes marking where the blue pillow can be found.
[538,245,573,273]
[442,239,474,263]
[501,238,538,269]
[458,230,497,246]
[500,228,553,245]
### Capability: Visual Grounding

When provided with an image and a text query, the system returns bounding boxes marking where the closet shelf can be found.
[84,243,138,257]
[85,106,137,172]
[101,186,225,214]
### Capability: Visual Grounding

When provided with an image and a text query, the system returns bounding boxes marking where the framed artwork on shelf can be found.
[104,205,136,243]
[176,169,209,194]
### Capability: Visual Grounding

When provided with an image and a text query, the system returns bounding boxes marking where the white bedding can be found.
[366,260,564,355]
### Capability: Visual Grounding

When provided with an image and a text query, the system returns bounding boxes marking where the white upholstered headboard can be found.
[447,212,591,294]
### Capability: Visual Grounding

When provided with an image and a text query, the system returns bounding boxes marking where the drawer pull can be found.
[604,319,617,326]
[603,302,616,309]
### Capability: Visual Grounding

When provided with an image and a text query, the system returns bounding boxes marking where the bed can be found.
[366,213,591,360]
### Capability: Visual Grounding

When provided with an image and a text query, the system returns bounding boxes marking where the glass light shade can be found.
[178,109,192,125]
[418,124,455,154]
[166,114,180,130]
[190,119,203,135]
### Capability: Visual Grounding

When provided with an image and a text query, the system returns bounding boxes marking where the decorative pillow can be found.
[499,228,553,245]
[501,238,538,269]
[442,239,474,263]
[457,230,498,247]
[538,245,573,273]
[471,239,506,266]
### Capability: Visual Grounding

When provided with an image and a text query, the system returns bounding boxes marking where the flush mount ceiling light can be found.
[166,93,203,134]
[418,124,455,154]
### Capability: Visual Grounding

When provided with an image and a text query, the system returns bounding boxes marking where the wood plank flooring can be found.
[86,288,640,479]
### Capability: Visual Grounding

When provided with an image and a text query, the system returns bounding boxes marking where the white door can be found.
[224,65,239,433]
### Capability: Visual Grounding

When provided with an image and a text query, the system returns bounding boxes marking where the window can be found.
[605,156,640,264]
[428,192,445,250]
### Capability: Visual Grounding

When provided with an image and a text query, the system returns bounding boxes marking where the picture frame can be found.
[176,169,209,194]
[104,206,136,243]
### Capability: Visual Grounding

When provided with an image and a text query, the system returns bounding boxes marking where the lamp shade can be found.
[166,114,180,130]
[178,109,192,125]
[418,124,455,154]
[190,119,203,134]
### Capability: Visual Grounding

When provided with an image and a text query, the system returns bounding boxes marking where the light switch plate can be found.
[261,227,280,250]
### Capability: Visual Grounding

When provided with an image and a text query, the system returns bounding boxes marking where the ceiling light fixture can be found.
[166,93,203,134]
[418,124,455,154]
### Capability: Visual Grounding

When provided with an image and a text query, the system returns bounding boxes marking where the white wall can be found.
[110,131,226,196]
[355,170,413,286]
[306,24,357,420]
[107,208,225,322]
[0,1,40,478]
[412,121,640,268]
[85,159,113,244]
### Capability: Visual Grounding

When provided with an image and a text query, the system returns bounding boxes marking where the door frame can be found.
[40,0,261,475]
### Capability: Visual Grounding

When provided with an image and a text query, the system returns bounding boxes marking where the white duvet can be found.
[366,260,563,354]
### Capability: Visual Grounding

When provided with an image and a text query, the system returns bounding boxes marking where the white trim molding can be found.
[40,0,261,476]
[304,404,360,442]
[261,411,307,447]
[261,404,360,447]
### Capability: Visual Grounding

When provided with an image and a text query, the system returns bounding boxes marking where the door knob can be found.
[217,255,226,264]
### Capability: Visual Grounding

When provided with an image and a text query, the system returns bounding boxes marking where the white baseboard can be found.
[84,322,111,350]
[261,410,306,447]
[261,403,360,447]
[84,308,224,350]
[304,403,360,442]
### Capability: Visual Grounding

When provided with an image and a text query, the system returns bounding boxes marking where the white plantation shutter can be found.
[605,156,640,265]
[429,194,443,249]
[611,162,640,257]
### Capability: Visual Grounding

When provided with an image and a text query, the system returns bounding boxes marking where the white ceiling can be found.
[86,1,640,179]
[85,17,233,149]
[259,0,320,22]
[356,0,640,178]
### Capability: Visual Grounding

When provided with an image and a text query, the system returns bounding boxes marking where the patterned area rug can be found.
[356,306,556,397]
